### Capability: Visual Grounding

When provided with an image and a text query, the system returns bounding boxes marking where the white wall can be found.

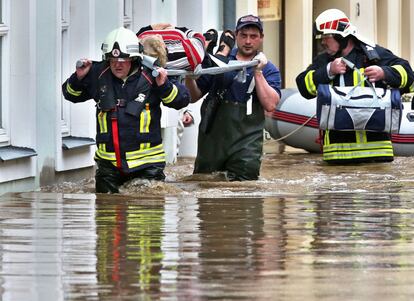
[177,0,221,32]
[349,0,377,45]
[285,0,313,88]
[236,0,258,16]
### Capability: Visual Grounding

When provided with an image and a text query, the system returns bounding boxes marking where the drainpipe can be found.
[222,0,236,31]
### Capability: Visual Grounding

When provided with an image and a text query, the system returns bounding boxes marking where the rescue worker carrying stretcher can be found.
[62,27,190,193]
[296,8,414,164]
[185,14,281,181]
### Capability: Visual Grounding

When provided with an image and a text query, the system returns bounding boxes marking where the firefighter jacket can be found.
[62,61,190,173]
[296,43,414,163]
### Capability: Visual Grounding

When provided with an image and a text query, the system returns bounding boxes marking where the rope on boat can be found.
[272,114,317,142]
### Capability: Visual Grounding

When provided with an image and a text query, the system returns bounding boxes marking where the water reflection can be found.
[194,197,288,300]
[0,191,413,300]
[292,193,414,301]
[0,193,98,300]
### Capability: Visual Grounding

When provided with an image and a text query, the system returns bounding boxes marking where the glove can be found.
[203,29,218,54]
[254,52,268,71]
[217,30,235,55]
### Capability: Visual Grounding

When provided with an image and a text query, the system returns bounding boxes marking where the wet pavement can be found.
[1,147,414,300]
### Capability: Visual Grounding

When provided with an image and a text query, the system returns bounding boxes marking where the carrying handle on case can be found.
[341,57,381,102]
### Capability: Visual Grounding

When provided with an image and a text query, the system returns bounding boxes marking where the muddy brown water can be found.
[1,149,414,300]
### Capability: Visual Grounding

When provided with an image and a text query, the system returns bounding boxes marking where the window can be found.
[123,0,132,29]
[0,0,10,146]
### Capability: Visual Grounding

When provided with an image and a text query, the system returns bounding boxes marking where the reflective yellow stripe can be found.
[323,140,393,160]
[95,148,116,161]
[162,84,178,104]
[353,69,358,86]
[96,112,108,159]
[304,70,317,96]
[354,130,367,144]
[98,144,106,153]
[354,68,365,86]
[324,129,330,145]
[126,144,166,168]
[360,68,366,86]
[94,137,166,169]
[140,142,151,150]
[66,83,82,96]
[126,144,164,160]
[324,140,392,152]
[96,144,165,162]
[127,153,166,169]
[323,148,394,160]
[391,65,408,88]
[95,145,166,168]
[98,112,108,133]
[140,105,151,133]
[410,82,414,93]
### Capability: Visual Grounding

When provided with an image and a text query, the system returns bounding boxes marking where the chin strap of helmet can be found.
[333,34,350,57]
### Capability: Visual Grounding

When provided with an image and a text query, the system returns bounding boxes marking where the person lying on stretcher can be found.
[137,23,235,72]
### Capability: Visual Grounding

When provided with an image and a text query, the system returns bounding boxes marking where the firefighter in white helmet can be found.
[62,27,190,193]
[296,8,414,164]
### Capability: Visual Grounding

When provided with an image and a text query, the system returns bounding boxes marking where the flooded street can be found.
[1,148,414,300]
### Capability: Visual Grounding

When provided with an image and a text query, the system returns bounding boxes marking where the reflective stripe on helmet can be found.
[319,18,350,32]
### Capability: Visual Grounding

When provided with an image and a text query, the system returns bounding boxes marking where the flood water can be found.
[1,146,414,300]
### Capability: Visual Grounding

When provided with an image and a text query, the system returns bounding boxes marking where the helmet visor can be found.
[315,33,334,40]
[108,57,133,62]
[102,42,140,60]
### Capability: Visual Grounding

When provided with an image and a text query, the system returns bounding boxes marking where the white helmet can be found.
[101,27,142,60]
[314,8,375,47]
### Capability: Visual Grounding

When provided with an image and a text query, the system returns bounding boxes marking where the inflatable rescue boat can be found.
[265,88,414,156]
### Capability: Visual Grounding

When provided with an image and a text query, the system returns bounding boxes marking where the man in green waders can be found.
[185,15,281,181]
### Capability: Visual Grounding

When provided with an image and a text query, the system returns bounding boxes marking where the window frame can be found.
[123,0,132,29]
[0,0,10,146]
[60,0,70,137]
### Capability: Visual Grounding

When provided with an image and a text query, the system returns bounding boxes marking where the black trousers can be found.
[95,159,165,193]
